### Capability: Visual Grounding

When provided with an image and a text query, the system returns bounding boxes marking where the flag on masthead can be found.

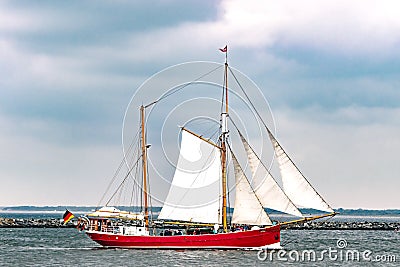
[219,45,227,53]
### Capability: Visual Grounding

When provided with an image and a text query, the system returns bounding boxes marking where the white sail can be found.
[268,131,334,213]
[239,134,303,217]
[158,130,221,224]
[231,152,272,225]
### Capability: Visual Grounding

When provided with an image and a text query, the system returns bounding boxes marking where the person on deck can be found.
[175,230,182,235]
[213,223,219,234]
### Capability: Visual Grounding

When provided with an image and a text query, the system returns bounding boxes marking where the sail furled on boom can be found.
[238,133,303,217]
[158,130,222,224]
[267,131,334,213]
[230,152,272,225]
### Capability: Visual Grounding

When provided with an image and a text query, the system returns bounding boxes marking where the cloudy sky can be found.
[1,0,399,209]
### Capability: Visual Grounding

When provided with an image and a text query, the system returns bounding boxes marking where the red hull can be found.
[86,225,280,249]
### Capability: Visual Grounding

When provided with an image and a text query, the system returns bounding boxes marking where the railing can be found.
[87,225,149,236]
[88,225,120,233]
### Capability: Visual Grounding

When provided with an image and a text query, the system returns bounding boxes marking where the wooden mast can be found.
[221,141,228,232]
[221,48,229,233]
[140,105,149,228]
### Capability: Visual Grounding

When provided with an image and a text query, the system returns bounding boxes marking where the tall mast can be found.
[225,58,228,115]
[220,46,229,233]
[140,105,149,228]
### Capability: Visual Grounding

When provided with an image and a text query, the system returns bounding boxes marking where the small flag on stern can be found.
[219,45,227,53]
[63,210,74,224]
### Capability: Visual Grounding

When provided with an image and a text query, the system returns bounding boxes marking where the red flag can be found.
[219,45,227,53]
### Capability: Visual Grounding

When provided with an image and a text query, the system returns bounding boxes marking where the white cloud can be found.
[0,2,42,32]
[221,0,400,55]
[120,0,400,61]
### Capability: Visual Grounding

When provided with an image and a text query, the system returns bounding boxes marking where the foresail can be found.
[231,152,272,225]
[268,131,334,213]
[158,130,221,224]
[239,133,302,217]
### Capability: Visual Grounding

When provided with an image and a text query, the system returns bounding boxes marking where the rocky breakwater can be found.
[0,217,74,228]
[1,217,399,230]
[284,221,399,230]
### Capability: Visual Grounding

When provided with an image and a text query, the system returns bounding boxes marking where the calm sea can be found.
[0,214,399,266]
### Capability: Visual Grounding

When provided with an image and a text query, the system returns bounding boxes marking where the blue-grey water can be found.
[0,214,399,266]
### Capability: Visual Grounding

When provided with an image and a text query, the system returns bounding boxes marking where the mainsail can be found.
[231,152,272,225]
[268,130,334,213]
[158,130,222,223]
[239,133,303,217]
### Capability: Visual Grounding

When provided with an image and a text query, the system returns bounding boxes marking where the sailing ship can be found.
[82,47,336,249]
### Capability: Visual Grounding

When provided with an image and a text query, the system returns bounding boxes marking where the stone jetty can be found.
[0,217,75,228]
[0,217,398,230]
[282,221,399,230]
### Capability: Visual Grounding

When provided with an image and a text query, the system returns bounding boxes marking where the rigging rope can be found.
[228,66,334,212]
[228,67,274,135]
[96,128,140,208]
[145,64,223,108]
[105,155,142,207]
